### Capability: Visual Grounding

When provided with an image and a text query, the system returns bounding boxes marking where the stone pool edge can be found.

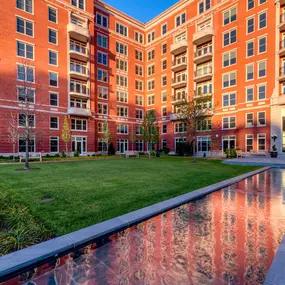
[0,166,271,281]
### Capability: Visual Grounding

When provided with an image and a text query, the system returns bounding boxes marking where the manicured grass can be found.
[0,158,259,237]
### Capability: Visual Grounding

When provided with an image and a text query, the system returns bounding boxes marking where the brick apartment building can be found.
[0,0,282,156]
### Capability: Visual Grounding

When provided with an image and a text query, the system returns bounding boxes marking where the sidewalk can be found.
[223,157,285,167]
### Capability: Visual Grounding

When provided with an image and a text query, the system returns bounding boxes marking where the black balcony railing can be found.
[194,45,213,58]
[194,66,213,77]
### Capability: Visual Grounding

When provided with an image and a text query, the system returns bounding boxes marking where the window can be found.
[135,50,143,61]
[117,106,128,117]
[71,0,85,10]
[223,50,236,67]
[175,123,185,133]
[222,72,236,88]
[257,134,266,151]
[136,80,143,91]
[162,125,167,134]
[136,95,143,106]
[97,34,108,49]
[175,12,186,26]
[162,139,167,149]
[17,87,35,103]
[148,49,155,61]
[258,112,266,126]
[19,137,35,153]
[162,23,167,35]
[247,17,254,34]
[197,120,212,131]
[48,29,57,44]
[48,7,57,23]
[223,93,236,107]
[258,85,266,100]
[223,29,236,46]
[50,92,58,106]
[50,137,59,153]
[162,59,167,71]
[147,31,155,43]
[136,126,142,135]
[71,119,87,131]
[117,124,128,134]
[246,113,254,127]
[116,91,128,103]
[258,61,266,78]
[98,103,108,115]
[70,98,87,109]
[16,0,33,13]
[136,140,144,152]
[98,138,107,152]
[136,109,143,119]
[162,43,167,54]
[162,75,167,87]
[116,42,127,56]
[97,51,108,66]
[148,64,155,76]
[70,80,88,95]
[98,69,108,83]
[18,114,35,128]
[50,117,59,129]
[198,137,211,152]
[17,65,34,83]
[135,65,143,76]
[16,17,33,37]
[162,107,167,117]
[175,32,186,43]
[224,7,237,25]
[116,23,128,37]
[246,87,254,102]
[96,13,108,28]
[49,72,58,87]
[246,134,254,152]
[17,40,34,59]
[97,122,107,133]
[246,64,254,81]
[49,50,57,66]
[116,59,128,72]
[223,116,236,129]
[258,12,267,29]
[71,17,84,26]
[147,95,155,106]
[147,80,155,91]
[116,75,128,87]
[248,0,254,10]
[161,91,167,102]
[198,0,210,14]
[134,31,144,43]
[247,41,254,57]
[258,37,266,53]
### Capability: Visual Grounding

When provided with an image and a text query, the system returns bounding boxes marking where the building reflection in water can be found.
[5,168,285,285]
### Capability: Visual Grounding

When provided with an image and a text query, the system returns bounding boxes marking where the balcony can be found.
[68,107,91,117]
[170,39,188,55]
[279,40,285,57]
[69,41,89,62]
[69,64,89,81]
[279,67,285,82]
[194,45,213,64]
[172,57,187,72]
[279,13,285,32]
[193,27,214,46]
[194,66,213,83]
[194,90,213,99]
[172,93,187,103]
[70,85,89,99]
[172,75,187,89]
[272,94,285,105]
[67,23,90,42]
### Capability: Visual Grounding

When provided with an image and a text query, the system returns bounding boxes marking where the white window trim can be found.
[222,6,237,27]
[97,102,109,115]
[71,119,88,132]
[115,21,128,37]
[222,71,237,89]
[50,136,59,153]
[257,133,266,151]
[222,27,237,48]
[49,70,59,88]
[48,49,58,67]
[97,33,108,49]
[49,91,59,107]
[50,116,59,130]
[16,39,35,61]
[245,86,255,103]
[16,15,34,38]
[257,60,267,79]
[97,51,108,66]
[48,6,58,24]
[161,23,168,35]
[245,112,254,128]
[222,116,236,130]
[246,63,255,82]
[246,16,255,35]
[96,12,109,30]
[258,10,267,30]
[48,27,58,45]
[257,35,267,55]
[257,111,266,126]
[246,40,255,58]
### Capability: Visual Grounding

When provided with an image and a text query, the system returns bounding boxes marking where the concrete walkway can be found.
[223,157,285,167]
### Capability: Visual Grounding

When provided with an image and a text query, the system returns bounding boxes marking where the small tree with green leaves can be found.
[61,116,71,156]
[142,110,159,159]
[102,120,112,154]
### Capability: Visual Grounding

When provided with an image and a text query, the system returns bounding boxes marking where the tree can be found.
[5,111,18,161]
[142,110,159,159]
[174,94,213,162]
[102,120,112,154]
[61,116,71,156]
[129,125,136,151]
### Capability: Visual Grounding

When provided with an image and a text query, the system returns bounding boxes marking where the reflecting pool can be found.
[5,168,285,285]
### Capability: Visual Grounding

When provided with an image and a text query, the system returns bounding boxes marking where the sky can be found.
[102,0,179,23]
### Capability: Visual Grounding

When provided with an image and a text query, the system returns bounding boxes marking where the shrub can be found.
[138,152,145,156]
[91,154,96,157]
[74,151,80,157]
[45,154,51,158]
[108,143,116,156]
[54,153,60,158]
[176,142,193,156]
[203,152,206,158]
[61,151,66,158]
[230,148,237,158]
[163,147,170,155]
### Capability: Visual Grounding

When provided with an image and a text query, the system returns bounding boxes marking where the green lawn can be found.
[0,158,259,239]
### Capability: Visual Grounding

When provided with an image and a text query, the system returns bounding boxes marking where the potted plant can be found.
[270,145,278,158]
